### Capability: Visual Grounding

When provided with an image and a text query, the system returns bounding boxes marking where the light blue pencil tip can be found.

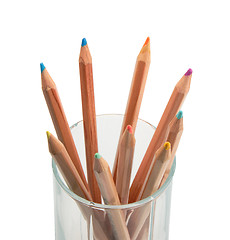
[81,38,87,47]
[176,111,183,119]
[40,63,45,73]
[94,153,101,159]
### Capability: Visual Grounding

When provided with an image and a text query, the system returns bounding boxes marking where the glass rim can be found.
[52,114,176,210]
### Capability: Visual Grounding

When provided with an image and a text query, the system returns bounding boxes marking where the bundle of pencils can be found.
[41,37,192,240]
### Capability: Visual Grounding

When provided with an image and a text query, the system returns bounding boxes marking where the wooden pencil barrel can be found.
[52,114,176,240]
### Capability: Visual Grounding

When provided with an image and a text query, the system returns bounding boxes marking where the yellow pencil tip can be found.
[164,142,171,150]
[46,131,51,140]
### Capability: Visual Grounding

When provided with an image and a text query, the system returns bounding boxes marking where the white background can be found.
[0,0,229,239]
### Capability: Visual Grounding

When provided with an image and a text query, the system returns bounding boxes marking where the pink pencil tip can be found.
[184,68,193,76]
[127,125,133,134]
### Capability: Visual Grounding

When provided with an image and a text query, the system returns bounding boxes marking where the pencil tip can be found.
[94,153,107,173]
[184,68,193,76]
[40,63,45,73]
[164,142,171,150]
[81,38,87,47]
[94,153,101,159]
[143,37,150,47]
[127,125,133,134]
[176,111,183,119]
[139,37,150,56]
[46,131,51,140]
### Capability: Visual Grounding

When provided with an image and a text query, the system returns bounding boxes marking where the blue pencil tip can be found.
[81,38,87,47]
[40,63,45,73]
[176,111,183,119]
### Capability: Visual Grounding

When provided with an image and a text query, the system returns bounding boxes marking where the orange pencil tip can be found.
[143,37,150,47]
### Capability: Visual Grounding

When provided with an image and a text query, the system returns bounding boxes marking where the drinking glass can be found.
[52,114,176,240]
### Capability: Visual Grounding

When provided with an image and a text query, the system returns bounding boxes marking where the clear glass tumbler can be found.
[52,114,176,240]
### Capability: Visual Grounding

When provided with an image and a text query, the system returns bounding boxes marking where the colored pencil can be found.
[116,125,135,204]
[127,203,151,240]
[127,143,171,239]
[92,213,110,240]
[136,217,150,240]
[141,142,171,199]
[79,38,101,203]
[47,132,111,239]
[94,153,131,240]
[160,110,183,187]
[41,63,89,192]
[112,37,151,182]
[126,143,171,239]
[46,131,92,201]
[129,69,192,203]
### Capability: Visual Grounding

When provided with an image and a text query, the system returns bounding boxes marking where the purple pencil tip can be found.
[184,68,193,76]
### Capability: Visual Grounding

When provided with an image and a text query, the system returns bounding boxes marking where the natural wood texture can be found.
[127,203,151,240]
[136,216,150,240]
[92,210,111,240]
[47,132,92,200]
[94,155,131,240]
[129,70,192,203]
[79,42,101,203]
[47,132,111,239]
[112,37,151,183]
[116,125,135,204]
[141,142,171,199]
[160,112,183,187]
[41,67,89,192]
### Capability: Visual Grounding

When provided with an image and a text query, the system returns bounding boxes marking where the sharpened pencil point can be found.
[139,36,150,56]
[81,38,87,47]
[164,142,171,150]
[94,153,101,159]
[143,37,150,47]
[46,131,51,140]
[184,68,193,76]
[94,154,108,174]
[127,125,133,134]
[176,111,183,119]
[40,63,45,73]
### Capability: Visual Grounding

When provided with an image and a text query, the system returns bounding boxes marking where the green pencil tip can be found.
[94,153,101,159]
[176,111,183,119]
